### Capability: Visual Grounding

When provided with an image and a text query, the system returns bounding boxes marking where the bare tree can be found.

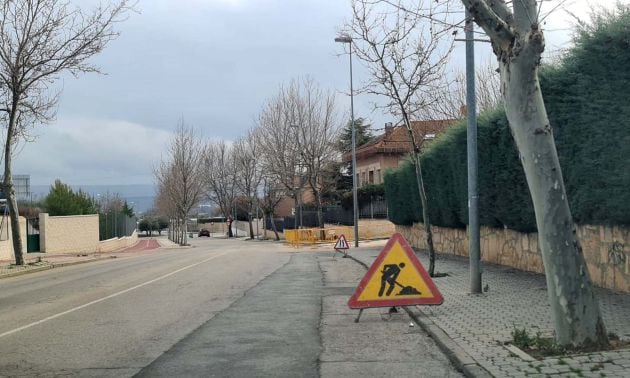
[234,129,263,239]
[460,0,607,348]
[205,140,237,236]
[419,60,502,120]
[344,0,455,276]
[292,79,342,229]
[154,121,206,246]
[257,82,308,228]
[0,0,133,265]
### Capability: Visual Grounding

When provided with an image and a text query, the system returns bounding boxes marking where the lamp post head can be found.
[334,35,352,44]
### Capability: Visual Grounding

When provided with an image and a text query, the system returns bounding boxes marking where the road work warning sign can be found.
[334,234,349,250]
[348,233,443,308]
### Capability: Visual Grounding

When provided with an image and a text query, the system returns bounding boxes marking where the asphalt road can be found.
[0,238,291,377]
[0,237,461,377]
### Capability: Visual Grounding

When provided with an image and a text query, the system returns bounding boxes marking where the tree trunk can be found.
[412,152,436,276]
[316,191,324,229]
[315,190,325,240]
[269,211,280,241]
[402,114,437,277]
[294,191,300,229]
[182,214,188,246]
[4,101,24,266]
[248,207,254,239]
[501,33,607,347]
[263,213,268,240]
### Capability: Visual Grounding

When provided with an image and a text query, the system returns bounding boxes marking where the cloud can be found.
[12,118,172,186]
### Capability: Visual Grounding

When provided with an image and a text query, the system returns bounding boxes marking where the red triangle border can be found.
[348,233,444,308]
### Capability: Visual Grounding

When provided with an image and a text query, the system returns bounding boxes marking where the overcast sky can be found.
[11,0,614,186]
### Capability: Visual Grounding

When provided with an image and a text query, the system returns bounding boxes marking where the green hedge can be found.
[385,7,630,231]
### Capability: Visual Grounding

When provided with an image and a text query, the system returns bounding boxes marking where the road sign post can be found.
[334,234,350,258]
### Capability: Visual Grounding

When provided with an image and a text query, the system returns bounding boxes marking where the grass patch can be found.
[510,327,630,360]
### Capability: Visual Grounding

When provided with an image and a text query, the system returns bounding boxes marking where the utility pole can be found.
[466,9,482,294]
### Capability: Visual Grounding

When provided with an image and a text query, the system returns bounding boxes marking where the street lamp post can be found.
[335,34,359,248]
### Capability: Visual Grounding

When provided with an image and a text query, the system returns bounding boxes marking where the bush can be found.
[385,7,630,230]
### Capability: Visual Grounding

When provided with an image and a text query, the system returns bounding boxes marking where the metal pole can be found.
[256,205,259,239]
[350,42,359,247]
[336,35,359,247]
[466,9,482,294]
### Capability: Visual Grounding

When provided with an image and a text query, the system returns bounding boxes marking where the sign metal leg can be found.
[354,309,364,323]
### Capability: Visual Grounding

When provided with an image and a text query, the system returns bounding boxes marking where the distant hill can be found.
[32,184,156,214]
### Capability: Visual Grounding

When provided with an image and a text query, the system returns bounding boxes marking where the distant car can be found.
[198,228,210,237]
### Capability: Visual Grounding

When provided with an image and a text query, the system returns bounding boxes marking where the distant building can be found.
[341,120,456,187]
[0,175,31,202]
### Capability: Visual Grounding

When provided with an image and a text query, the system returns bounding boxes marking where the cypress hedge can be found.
[385,7,630,231]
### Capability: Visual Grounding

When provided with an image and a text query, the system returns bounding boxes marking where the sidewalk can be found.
[0,237,170,279]
[347,242,630,377]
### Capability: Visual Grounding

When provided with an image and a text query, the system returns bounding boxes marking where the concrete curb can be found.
[0,257,110,280]
[403,306,493,378]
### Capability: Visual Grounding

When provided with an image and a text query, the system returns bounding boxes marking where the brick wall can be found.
[396,223,630,293]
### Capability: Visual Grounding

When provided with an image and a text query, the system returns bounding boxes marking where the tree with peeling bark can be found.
[461,0,607,348]
[0,0,133,265]
[344,0,455,276]
[154,122,206,246]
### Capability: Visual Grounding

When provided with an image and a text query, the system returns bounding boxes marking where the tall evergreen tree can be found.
[337,117,374,153]
[44,180,98,216]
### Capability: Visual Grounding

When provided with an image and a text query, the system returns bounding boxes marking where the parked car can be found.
[198,228,210,237]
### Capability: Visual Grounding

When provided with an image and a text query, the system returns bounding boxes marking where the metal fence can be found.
[99,213,136,241]
[272,197,389,230]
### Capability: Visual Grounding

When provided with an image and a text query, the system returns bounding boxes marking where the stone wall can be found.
[397,223,630,293]
[0,216,27,261]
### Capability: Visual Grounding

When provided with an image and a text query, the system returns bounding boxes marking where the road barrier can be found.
[284,223,395,248]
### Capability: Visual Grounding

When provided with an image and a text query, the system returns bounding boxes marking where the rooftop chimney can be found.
[384,122,394,136]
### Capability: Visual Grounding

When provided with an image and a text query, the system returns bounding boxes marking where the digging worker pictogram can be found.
[379,263,405,297]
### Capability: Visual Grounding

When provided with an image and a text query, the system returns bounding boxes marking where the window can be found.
[369,170,374,184]
[376,169,381,184]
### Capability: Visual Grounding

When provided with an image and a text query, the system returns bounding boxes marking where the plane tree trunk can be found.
[463,0,607,348]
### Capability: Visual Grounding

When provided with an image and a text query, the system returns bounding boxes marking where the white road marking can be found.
[0,252,229,339]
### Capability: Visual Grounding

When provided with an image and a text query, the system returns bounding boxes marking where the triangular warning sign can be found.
[334,234,350,250]
[348,233,443,308]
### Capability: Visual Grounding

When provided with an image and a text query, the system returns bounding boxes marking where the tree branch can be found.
[461,0,514,49]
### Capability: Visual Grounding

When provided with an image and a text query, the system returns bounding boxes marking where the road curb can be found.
[0,256,112,280]
[0,264,55,279]
[403,306,493,378]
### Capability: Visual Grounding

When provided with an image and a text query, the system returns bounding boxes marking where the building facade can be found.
[342,120,456,187]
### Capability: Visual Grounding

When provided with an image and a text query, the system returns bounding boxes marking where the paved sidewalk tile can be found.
[349,245,630,378]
